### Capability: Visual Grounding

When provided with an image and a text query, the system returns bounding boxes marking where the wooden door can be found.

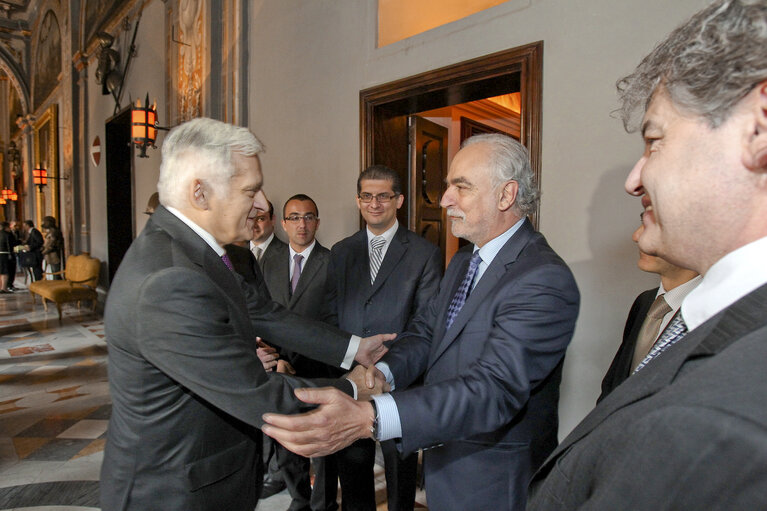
[408,116,448,263]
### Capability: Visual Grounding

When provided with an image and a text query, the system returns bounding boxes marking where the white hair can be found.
[157,117,264,208]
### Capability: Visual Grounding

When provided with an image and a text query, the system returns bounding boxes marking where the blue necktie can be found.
[633,312,688,373]
[445,251,482,330]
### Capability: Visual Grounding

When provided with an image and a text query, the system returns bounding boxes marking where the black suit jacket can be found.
[262,240,336,378]
[528,283,767,511]
[598,287,658,402]
[225,243,272,300]
[324,225,441,340]
[259,235,287,272]
[101,206,352,511]
[382,220,580,511]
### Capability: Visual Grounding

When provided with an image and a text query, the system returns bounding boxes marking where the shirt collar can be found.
[657,275,702,312]
[289,239,316,261]
[682,235,767,331]
[474,217,526,265]
[366,221,399,247]
[166,206,225,257]
[251,232,275,252]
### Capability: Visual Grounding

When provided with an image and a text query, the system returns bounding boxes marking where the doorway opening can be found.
[360,41,542,266]
[105,107,135,284]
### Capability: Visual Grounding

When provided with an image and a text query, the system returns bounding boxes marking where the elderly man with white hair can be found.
[100,118,390,511]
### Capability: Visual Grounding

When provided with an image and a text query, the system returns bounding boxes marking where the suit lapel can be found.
[428,222,534,368]
[349,230,372,293]
[544,282,767,468]
[367,228,407,300]
[153,206,250,325]
[290,244,324,306]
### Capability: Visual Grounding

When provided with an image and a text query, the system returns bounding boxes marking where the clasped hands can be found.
[262,355,390,458]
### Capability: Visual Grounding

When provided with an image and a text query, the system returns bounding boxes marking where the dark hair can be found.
[264,199,274,218]
[42,216,57,229]
[283,194,318,218]
[357,165,402,196]
[24,220,34,228]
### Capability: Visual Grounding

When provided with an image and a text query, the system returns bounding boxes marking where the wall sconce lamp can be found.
[0,188,17,201]
[132,93,170,158]
[33,166,48,192]
[32,166,68,193]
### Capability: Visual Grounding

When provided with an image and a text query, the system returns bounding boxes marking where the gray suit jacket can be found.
[528,283,767,511]
[100,206,352,511]
[262,240,337,377]
[382,219,580,511]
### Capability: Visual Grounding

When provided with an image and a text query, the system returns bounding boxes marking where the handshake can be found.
[346,364,390,400]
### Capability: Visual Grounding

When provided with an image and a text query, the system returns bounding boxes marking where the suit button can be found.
[365,300,372,306]
[363,328,370,335]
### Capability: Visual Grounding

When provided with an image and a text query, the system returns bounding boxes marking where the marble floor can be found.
[0,280,427,511]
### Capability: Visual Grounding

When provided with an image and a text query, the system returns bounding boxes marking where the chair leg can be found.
[29,291,35,305]
[56,303,63,322]
[41,297,48,312]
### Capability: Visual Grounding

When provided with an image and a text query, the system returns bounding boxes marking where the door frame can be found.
[360,41,544,223]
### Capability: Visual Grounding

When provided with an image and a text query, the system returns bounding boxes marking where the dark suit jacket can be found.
[528,283,767,511]
[101,206,353,511]
[225,243,272,300]
[325,225,441,339]
[382,219,580,511]
[259,234,287,271]
[25,227,44,265]
[598,287,658,402]
[262,240,337,378]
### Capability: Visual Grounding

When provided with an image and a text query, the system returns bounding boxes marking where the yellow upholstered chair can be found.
[28,253,101,320]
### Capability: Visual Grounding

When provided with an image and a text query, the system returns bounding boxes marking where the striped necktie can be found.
[369,236,386,284]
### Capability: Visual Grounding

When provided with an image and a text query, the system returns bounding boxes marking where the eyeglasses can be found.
[358,192,398,203]
[284,214,318,223]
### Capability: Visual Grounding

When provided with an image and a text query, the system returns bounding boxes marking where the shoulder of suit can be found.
[331,229,367,253]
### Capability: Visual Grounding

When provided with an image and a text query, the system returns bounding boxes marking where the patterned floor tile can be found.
[57,420,108,440]
[16,418,79,438]
[24,438,93,461]
[12,437,51,459]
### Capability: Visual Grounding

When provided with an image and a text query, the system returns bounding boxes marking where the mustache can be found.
[446,208,465,220]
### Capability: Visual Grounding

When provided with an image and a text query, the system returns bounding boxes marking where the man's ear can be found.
[744,81,767,172]
[189,179,209,210]
[498,180,519,212]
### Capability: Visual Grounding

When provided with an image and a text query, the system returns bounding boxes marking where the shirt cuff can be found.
[375,361,396,390]
[346,378,358,400]
[341,335,361,370]
[371,393,402,441]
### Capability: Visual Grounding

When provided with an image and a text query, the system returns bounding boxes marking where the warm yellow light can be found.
[378,0,509,47]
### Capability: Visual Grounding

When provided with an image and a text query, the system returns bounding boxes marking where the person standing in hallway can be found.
[100,117,391,511]
[528,2,767,508]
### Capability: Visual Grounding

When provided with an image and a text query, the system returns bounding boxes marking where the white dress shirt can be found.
[288,240,316,280]
[652,275,702,338]
[683,235,767,331]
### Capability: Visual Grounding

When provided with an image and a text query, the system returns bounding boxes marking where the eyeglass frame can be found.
[283,213,319,223]
[357,192,400,204]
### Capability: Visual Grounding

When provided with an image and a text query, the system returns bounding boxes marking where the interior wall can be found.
[86,0,166,270]
[249,0,710,437]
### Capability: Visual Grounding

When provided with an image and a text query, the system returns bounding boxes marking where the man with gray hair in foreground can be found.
[528,1,767,508]
[100,118,391,511]
[263,133,580,511]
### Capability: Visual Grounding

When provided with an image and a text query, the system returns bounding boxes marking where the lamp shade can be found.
[132,94,157,158]
[33,167,48,186]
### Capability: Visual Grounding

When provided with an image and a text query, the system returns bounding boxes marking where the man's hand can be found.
[346,365,389,400]
[355,333,396,366]
[277,359,296,375]
[257,338,279,372]
[262,387,374,457]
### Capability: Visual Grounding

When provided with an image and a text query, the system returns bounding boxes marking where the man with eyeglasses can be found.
[257,194,335,510]
[323,165,442,511]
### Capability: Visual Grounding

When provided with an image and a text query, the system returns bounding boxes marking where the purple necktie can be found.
[291,254,304,293]
[221,253,234,271]
[445,251,482,329]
